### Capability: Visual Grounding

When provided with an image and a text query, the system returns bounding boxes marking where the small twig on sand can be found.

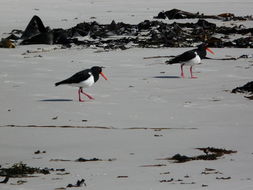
[143,55,175,59]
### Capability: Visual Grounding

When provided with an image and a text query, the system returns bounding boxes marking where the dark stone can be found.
[21,15,47,40]
[0,176,9,184]
[155,11,167,19]
[232,81,253,94]
[20,31,54,45]
[233,37,253,48]
[171,154,191,163]
[164,9,197,19]
[196,19,216,30]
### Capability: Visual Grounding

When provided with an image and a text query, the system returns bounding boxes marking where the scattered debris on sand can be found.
[140,164,167,167]
[216,176,231,180]
[67,179,86,188]
[158,147,237,163]
[195,147,237,155]
[52,116,58,120]
[4,124,115,129]
[54,187,67,190]
[50,157,116,162]
[160,178,196,184]
[160,178,174,183]
[75,157,102,162]
[3,125,197,131]
[154,9,253,21]
[117,176,129,178]
[160,171,170,175]
[201,168,223,175]
[34,150,46,154]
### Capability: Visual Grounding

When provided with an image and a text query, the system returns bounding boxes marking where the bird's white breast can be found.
[184,53,201,66]
[70,72,95,88]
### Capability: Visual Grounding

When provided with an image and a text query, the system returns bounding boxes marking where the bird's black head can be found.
[91,66,103,74]
[197,43,215,57]
[91,66,108,81]
[197,43,208,50]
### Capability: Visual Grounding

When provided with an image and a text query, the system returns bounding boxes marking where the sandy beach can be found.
[0,0,253,189]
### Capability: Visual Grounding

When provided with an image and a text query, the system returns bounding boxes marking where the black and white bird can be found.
[166,43,215,78]
[55,66,108,102]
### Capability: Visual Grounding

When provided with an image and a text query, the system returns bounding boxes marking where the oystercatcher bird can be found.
[55,66,108,102]
[166,43,215,78]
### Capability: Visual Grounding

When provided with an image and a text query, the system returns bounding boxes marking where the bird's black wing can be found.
[166,50,196,64]
[55,69,91,86]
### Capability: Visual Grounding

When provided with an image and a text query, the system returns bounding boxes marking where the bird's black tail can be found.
[55,81,64,86]
[165,59,176,64]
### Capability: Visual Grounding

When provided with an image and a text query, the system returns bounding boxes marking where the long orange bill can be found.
[100,72,108,80]
[206,47,215,55]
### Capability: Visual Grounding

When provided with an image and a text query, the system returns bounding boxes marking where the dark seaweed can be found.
[232,81,253,94]
[166,147,237,163]
[0,162,50,177]
[5,13,253,49]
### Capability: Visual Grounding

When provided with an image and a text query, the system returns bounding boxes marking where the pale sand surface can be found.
[0,0,253,189]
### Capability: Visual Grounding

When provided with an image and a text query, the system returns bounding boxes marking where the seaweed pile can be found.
[0,162,50,177]
[232,81,253,100]
[4,9,253,49]
[159,147,237,163]
[154,8,253,21]
[232,81,253,94]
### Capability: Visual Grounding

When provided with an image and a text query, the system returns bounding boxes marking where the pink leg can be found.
[80,88,94,100]
[190,66,197,79]
[78,88,84,102]
[180,65,185,78]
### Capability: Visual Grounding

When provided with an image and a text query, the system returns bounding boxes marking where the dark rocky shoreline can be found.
[3,9,253,49]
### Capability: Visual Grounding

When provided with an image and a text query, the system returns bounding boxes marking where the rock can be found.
[232,81,253,94]
[0,176,9,184]
[0,38,15,48]
[196,19,216,30]
[171,154,191,163]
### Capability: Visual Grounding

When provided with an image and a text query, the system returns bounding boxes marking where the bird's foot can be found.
[191,76,198,79]
[87,96,95,100]
[84,94,95,100]
[80,89,94,100]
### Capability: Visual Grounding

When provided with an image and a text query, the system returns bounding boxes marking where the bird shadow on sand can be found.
[153,75,181,79]
[39,99,73,102]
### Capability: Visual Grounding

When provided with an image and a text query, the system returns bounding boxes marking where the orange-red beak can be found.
[100,72,108,80]
[206,47,215,55]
